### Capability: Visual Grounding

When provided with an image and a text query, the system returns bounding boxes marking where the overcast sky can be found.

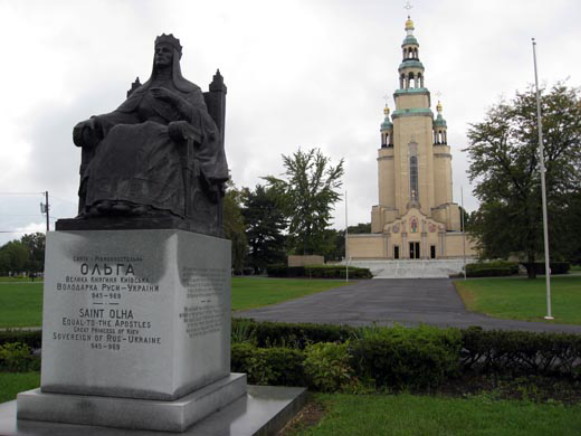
[0,0,579,245]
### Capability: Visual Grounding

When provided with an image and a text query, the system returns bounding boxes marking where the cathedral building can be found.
[348,16,476,260]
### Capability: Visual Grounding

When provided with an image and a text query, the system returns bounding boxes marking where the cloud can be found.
[0,0,579,246]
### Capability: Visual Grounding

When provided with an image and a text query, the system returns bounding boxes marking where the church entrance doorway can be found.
[409,242,420,259]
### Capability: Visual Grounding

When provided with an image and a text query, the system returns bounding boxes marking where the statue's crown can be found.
[155,33,182,53]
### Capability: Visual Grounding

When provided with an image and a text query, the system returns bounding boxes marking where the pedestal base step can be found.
[1,384,306,435]
[17,374,247,433]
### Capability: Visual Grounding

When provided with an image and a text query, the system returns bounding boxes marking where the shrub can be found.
[266,264,372,279]
[0,330,42,349]
[303,341,361,392]
[232,318,357,349]
[465,261,519,277]
[246,347,305,386]
[0,342,40,372]
[231,342,305,386]
[461,327,581,377]
[350,325,462,389]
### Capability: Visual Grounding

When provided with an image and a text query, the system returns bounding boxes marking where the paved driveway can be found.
[235,279,581,334]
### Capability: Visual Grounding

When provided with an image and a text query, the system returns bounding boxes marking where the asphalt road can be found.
[235,278,581,333]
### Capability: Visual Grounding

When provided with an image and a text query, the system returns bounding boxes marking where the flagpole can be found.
[532,38,553,320]
[345,190,349,282]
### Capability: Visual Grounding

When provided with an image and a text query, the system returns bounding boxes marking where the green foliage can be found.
[266,264,372,279]
[231,343,305,386]
[264,148,344,256]
[232,318,356,349]
[0,233,46,275]
[523,262,570,275]
[466,261,519,277]
[466,83,581,277]
[242,184,287,274]
[461,327,581,377]
[0,329,42,348]
[0,241,29,275]
[223,183,248,275]
[303,342,363,392]
[20,233,46,274]
[0,342,40,372]
[350,325,462,389]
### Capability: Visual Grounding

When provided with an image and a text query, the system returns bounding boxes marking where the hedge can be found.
[3,321,580,392]
[230,320,581,391]
[465,261,519,277]
[266,264,372,279]
[461,326,581,376]
[232,318,357,348]
[0,329,42,349]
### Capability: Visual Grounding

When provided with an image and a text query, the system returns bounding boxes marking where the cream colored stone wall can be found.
[347,235,386,258]
[442,233,478,257]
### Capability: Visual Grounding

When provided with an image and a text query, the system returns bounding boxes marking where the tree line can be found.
[224,148,353,274]
[0,232,45,276]
[465,82,581,278]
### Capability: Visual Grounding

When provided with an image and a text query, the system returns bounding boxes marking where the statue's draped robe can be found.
[83,80,228,217]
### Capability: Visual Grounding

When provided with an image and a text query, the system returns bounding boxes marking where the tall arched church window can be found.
[409,142,419,201]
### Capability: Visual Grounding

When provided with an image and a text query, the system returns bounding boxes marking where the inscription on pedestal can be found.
[49,255,161,352]
[180,267,228,338]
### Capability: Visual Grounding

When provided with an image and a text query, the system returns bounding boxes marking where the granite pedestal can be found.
[17,229,247,432]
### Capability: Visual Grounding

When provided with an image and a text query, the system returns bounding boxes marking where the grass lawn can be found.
[231,277,352,311]
[0,282,43,328]
[0,277,352,328]
[0,372,40,403]
[293,393,581,436]
[454,275,581,324]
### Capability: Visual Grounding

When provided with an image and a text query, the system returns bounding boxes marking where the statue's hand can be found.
[168,121,202,143]
[73,118,101,148]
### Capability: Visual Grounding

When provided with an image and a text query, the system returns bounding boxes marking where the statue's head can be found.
[154,34,182,66]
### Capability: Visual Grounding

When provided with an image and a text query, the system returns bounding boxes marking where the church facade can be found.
[347,17,477,260]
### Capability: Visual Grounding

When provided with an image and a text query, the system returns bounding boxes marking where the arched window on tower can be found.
[409,142,419,201]
[408,72,414,89]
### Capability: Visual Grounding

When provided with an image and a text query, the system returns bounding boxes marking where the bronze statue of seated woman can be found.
[66,34,228,236]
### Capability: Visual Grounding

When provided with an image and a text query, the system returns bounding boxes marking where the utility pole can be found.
[40,191,50,233]
[532,38,553,320]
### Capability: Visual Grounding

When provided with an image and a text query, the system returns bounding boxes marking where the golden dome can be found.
[383,105,391,115]
[436,100,443,113]
[405,16,414,31]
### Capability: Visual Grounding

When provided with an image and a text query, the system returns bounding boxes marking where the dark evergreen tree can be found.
[242,185,287,274]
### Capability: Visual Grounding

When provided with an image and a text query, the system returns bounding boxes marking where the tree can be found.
[0,240,29,275]
[242,184,287,274]
[465,83,581,278]
[223,183,247,275]
[265,148,344,255]
[20,232,46,274]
